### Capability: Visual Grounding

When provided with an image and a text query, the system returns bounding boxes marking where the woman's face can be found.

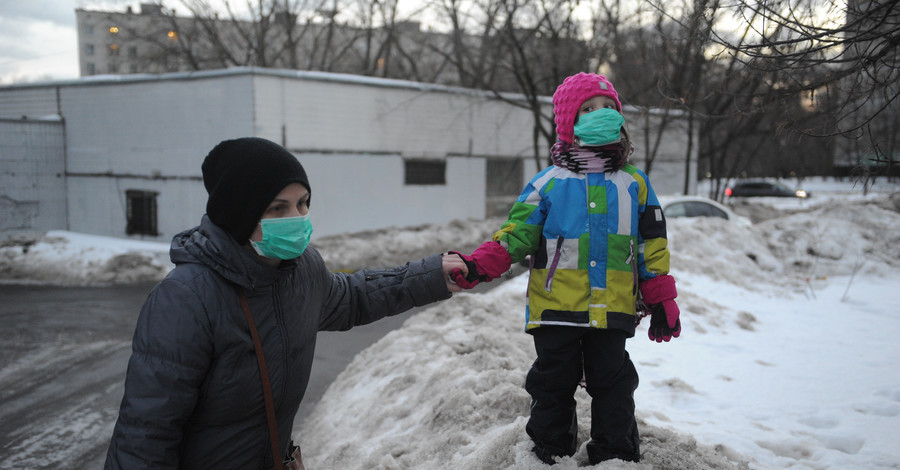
[577,96,618,119]
[248,182,310,242]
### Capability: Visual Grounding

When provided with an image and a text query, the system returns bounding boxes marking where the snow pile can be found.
[301,276,749,469]
[668,194,900,291]
[312,217,503,271]
[0,218,502,284]
[0,231,172,285]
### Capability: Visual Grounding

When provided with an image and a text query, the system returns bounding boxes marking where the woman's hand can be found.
[442,252,469,293]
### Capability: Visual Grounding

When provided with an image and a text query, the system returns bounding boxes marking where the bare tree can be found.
[423,0,592,169]
[587,0,723,193]
[106,0,434,80]
[715,0,900,179]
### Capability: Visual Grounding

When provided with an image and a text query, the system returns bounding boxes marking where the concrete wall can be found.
[0,118,67,233]
[251,73,538,235]
[55,73,257,239]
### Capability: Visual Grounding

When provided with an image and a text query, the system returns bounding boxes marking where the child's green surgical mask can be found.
[573,108,625,147]
[250,214,313,260]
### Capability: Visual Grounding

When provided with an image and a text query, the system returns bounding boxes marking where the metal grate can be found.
[125,189,159,236]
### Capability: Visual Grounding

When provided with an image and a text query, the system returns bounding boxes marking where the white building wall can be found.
[57,74,257,238]
[1,69,697,242]
[252,73,534,237]
[0,119,67,233]
[66,176,209,241]
[253,74,537,158]
[295,153,486,237]
[61,74,256,177]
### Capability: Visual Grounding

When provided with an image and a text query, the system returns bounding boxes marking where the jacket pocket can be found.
[364,269,402,281]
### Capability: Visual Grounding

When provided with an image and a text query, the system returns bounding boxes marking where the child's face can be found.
[577,96,618,120]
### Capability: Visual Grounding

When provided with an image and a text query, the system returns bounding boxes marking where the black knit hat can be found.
[202,137,310,242]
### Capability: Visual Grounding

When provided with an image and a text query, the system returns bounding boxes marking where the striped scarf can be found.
[549,140,630,174]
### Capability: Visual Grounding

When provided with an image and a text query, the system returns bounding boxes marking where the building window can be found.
[86,63,96,75]
[108,63,119,73]
[85,44,95,56]
[108,43,120,56]
[126,190,159,236]
[404,159,445,185]
[84,25,94,35]
[128,46,137,58]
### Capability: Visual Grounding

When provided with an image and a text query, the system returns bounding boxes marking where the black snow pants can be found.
[525,327,640,464]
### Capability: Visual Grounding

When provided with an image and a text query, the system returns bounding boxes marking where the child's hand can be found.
[648,302,681,342]
[639,274,681,342]
[442,253,469,293]
[448,241,512,289]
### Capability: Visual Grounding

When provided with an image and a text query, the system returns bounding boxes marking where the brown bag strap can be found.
[237,288,285,470]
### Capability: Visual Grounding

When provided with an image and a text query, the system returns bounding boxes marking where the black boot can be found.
[586,445,640,464]
[530,410,578,465]
[586,423,641,465]
[531,444,561,465]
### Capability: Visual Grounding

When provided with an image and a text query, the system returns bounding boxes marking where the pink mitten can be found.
[639,274,681,342]
[449,241,512,289]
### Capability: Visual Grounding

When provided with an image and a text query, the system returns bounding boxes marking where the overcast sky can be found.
[0,1,147,85]
[1,1,80,84]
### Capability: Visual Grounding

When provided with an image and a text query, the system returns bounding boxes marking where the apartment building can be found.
[75,4,455,83]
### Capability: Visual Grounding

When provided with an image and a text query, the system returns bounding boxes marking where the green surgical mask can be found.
[573,108,625,147]
[250,214,313,260]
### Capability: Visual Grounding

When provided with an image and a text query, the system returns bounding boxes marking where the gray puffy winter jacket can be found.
[105,215,451,469]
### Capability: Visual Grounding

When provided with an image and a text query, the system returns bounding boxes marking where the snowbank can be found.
[0,231,172,285]
[300,276,751,469]
[0,218,502,285]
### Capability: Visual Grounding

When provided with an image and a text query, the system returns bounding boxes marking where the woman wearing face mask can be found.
[105,137,468,470]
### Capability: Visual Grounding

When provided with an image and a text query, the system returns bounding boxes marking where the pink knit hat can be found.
[552,73,622,143]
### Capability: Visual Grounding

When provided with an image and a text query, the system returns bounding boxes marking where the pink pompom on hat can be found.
[552,72,622,143]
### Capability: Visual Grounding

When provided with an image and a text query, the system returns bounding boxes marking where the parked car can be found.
[659,196,752,226]
[725,180,809,198]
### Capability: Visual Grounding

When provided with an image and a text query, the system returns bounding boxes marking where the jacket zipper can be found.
[272,288,290,411]
[626,238,638,296]
[545,235,564,292]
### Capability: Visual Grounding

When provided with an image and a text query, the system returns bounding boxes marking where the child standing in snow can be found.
[450,72,681,465]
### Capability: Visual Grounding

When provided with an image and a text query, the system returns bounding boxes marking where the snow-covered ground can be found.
[1,178,899,469]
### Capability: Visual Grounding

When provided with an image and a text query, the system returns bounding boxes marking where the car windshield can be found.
[770,182,794,191]
[665,201,728,220]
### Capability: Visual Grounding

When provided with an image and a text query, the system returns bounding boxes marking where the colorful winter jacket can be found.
[493,163,669,336]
